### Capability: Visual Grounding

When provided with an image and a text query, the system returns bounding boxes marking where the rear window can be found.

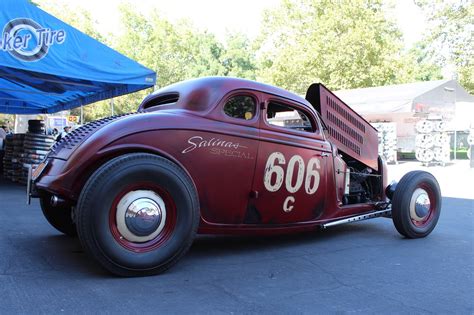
[142,93,179,111]
[223,95,256,120]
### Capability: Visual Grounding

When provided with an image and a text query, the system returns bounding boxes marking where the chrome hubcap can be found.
[409,188,431,222]
[116,190,166,243]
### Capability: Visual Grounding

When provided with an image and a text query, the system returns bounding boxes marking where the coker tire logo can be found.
[3,18,48,62]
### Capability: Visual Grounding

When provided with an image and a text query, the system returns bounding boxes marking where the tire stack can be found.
[415,119,450,166]
[2,135,14,180]
[10,133,27,183]
[20,120,55,184]
[372,122,397,164]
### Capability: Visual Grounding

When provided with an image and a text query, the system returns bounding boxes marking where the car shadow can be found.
[21,220,390,278]
[188,220,393,259]
[10,233,109,278]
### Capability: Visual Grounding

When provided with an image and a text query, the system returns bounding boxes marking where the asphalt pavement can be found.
[0,162,473,314]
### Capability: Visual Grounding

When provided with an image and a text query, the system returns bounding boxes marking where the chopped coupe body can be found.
[30,77,441,276]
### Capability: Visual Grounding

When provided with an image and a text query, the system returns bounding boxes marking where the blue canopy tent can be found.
[0,0,156,114]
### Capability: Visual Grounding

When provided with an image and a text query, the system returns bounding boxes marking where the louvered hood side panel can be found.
[306,83,379,171]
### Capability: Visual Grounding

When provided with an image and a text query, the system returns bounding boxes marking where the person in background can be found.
[0,125,7,140]
[56,126,71,142]
[0,125,7,150]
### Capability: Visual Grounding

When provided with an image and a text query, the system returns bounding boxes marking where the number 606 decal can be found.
[263,152,321,212]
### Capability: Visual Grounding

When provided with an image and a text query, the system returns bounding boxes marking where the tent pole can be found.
[111,98,114,116]
[80,106,83,125]
[454,130,457,161]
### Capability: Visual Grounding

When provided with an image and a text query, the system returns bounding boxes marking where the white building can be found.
[335,80,474,152]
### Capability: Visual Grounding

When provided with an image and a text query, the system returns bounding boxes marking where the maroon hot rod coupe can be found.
[29,77,441,276]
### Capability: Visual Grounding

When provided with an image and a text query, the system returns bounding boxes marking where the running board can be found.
[322,209,392,229]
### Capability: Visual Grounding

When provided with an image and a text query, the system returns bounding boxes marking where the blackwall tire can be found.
[391,171,441,238]
[40,194,77,236]
[76,153,199,277]
[25,134,54,141]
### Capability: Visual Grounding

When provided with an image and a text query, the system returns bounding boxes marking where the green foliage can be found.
[36,0,105,43]
[255,0,417,94]
[415,0,474,93]
[108,4,259,115]
[221,32,258,80]
[116,4,220,86]
[0,114,15,128]
[404,42,443,82]
[69,101,113,123]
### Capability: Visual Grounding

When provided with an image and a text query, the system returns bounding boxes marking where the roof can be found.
[141,76,312,113]
[334,80,473,114]
[0,0,156,114]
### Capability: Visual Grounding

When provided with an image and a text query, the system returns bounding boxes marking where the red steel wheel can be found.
[76,153,199,277]
[391,171,441,238]
[109,184,177,253]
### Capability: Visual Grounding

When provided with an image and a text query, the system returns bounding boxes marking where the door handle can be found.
[321,152,330,157]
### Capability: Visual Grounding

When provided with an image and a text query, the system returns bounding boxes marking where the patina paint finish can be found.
[33,77,387,235]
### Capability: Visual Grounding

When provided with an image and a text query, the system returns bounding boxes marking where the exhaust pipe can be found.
[50,195,67,207]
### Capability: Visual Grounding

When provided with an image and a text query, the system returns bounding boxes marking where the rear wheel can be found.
[391,171,441,238]
[39,194,77,236]
[76,153,199,276]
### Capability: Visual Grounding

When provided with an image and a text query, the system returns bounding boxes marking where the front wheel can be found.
[391,171,441,238]
[76,153,199,276]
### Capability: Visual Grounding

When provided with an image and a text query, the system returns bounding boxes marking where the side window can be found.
[266,102,315,132]
[224,95,256,120]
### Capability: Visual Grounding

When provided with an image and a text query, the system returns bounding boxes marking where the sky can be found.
[39,0,427,48]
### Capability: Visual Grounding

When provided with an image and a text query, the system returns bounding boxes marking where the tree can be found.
[255,0,416,94]
[112,4,260,114]
[415,0,473,93]
[221,32,258,80]
[36,0,106,43]
[404,42,443,82]
[116,4,226,86]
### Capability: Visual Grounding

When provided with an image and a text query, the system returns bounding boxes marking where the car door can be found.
[250,97,332,224]
[178,91,261,225]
